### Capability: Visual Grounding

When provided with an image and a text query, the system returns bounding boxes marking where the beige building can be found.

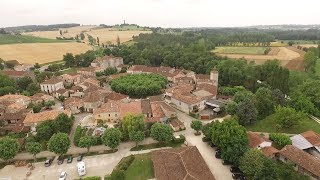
[94,101,120,123]
[40,77,64,94]
[91,55,124,69]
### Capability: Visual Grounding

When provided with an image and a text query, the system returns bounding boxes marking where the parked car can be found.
[222,160,232,165]
[230,166,242,173]
[232,173,246,180]
[215,149,221,159]
[57,156,64,165]
[59,171,67,180]
[67,156,73,163]
[77,155,83,162]
[44,157,54,167]
[77,161,86,176]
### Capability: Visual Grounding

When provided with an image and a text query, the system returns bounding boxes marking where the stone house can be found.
[40,77,64,94]
[91,55,124,69]
[64,97,83,114]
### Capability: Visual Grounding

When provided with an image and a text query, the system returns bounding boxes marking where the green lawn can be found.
[130,141,183,151]
[124,154,154,180]
[0,34,69,44]
[213,46,268,55]
[246,114,320,134]
[59,67,78,74]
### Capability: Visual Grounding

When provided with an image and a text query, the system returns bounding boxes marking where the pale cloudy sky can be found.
[0,0,319,28]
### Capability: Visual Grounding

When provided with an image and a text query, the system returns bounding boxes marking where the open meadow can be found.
[0,42,92,64]
[213,46,268,55]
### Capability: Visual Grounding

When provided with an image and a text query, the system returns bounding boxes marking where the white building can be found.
[40,77,64,94]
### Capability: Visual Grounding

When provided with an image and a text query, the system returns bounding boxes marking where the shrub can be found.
[269,133,292,149]
[109,169,125,180]
[172,135,186,144]
[83,176,102,180]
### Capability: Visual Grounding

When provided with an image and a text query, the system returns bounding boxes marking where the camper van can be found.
[77,162,86,176]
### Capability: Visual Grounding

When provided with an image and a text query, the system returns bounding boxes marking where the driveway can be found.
[175,110,233,180]
[69,113,91,147]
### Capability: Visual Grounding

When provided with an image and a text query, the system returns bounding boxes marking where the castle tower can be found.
[210,68,219,86]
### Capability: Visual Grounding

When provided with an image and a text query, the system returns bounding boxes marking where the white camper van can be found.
[77,161,86,176]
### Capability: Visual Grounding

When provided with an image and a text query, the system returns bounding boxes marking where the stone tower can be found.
[210,68,219,86]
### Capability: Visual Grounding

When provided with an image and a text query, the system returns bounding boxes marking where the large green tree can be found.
[129,131,145,147]
[269,133,292,148]
[47,133,71,156]
[78,136,96,153]
[121,114,145,140]
[255,87,275,119]
[211,118,248,164]
[236,99,258,125]
[150,123,173,143]
[239,149,266,179]
[304,50,317,73]
[0,137,19,162]
[26,142,42,164]
[274,106,305,129]
[102,128,122,149]
[16,77,33,91]
[191,120,203,134]
[53,113,73,133]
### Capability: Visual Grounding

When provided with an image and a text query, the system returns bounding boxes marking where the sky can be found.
[0,0,319,28]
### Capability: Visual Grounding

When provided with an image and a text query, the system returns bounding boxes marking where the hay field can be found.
[24,25,151,44]
[216,47,301,67]
[0,42,92,64]
[213,47,268,55]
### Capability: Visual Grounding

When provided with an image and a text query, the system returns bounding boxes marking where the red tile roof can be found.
[94,101,120,115]
[248,132,267,148]
[2,70,27,77]
[279,145,320,177]
[151,146,215,180]
[106,92,128,101]
[119,101,142,118]
[261,146,279,157]
[23,110,71,124]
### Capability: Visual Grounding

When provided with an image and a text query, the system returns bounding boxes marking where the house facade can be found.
[40,77,64,94]
[91,55,124,69]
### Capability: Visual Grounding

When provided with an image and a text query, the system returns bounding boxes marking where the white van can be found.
[77,162,86,176]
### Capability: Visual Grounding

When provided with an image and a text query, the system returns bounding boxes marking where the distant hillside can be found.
[4,23,80,33]
[0,34,68,44]
[245,24,320,30]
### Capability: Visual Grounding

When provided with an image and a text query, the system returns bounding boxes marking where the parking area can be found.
[0,153,124,180]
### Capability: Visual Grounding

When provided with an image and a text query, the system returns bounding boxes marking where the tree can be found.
[26,142,42,163]
[36,120,55,141]
[97,37,100,45]
[288,41,294,46]
[116,35,120,46]
[32,104,41,113]
[47,133,71,156]
[102,128,122,149]
[236,99,258,125]
[255,87,275,119]
[80,33,85,40]
[256,158,278,180]
[129,131,144,147]
[78,136,96,153]
[53,113,73,133]
[269,133,292,148]
[0,137,19,162]
[121,114,145,140]
[211,118,248,164]
[44,100,55,109]
[26,83,40,96]
[191,120,203,134]
[59,30,63,36]
[304,50,317,73]
[150,123,173,143]
[226,101,238,115]
[289,94,317,115]
[63,53,75,67]
[16,76,33,91]
[239,149,265,179]
[274,106,305,129]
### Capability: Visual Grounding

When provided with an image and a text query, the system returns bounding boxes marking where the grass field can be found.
[213,47,268,55]
[124,154,154,180]
[0,34,67,44]
[246,114,320,134]
[0,42,92,64]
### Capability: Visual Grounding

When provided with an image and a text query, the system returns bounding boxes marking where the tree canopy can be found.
[0,137,19,161]
[110,74,167,98]
[47,133,71,155]
[102,128,122,149]
[150,123,173,143]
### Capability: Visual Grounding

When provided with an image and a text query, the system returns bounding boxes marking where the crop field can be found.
[213,47,268,55]
[0,42,92,64]
[0,34,66,44]
[215,46,304,70]
[24,25,151,44]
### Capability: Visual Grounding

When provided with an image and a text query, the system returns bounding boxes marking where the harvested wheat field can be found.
[24,25,151,44]
[0,42,92,64]
[216,47,302,68]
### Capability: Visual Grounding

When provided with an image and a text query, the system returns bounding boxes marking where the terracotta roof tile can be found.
[106,92,128,101]
[42,77,63,84]
[119,101,142,119]
[94,101,120,115]
[261,146,279,157]
[279,145,320,177]
[2,70,28,77]
[248,132,266,148]
[151,146,215,180]
[23,110,71,124]
[64,97,83,108]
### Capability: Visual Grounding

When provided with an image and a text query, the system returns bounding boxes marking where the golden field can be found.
[0,42,92,64]
[24,25,151,44]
